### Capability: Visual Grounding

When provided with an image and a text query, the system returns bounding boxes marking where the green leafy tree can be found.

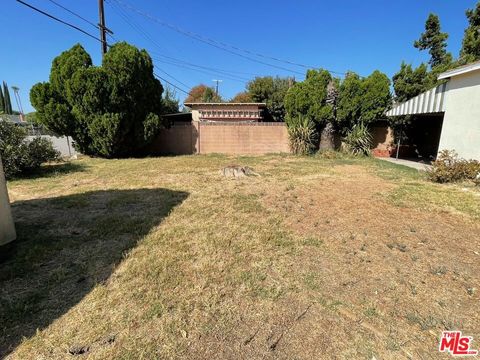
[285,69,333,124]
[285,69,334,149]
[337,71,391,134]
[202,87,222,102]
[30,42,165,157]
[460,1,480,63]
[392,62,430,102]
[414,14,452,68]
[161,86,180,114]
[337,72,363,132]
[247,76,293,121]
[31,44,90,139]
[359,70,391,123]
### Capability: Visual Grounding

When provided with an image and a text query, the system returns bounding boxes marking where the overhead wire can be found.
[46,0,100,30]
[16,0,103,44]
[16,0,190,95]
[106,0,192,91]
[110,0,347,76]
[106,0,257,86]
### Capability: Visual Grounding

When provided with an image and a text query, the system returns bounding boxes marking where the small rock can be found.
[467,287,476,296]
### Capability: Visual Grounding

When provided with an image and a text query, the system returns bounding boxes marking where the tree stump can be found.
[221,165,259,178]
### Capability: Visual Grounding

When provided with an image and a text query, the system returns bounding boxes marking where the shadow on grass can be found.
[0,188,189,357]
[11,161,88,181]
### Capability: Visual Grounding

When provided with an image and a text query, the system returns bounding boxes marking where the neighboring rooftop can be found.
[438,60,480,80]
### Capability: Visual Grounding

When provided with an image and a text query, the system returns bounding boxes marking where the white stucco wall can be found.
[438,70,480,160]
[0,156,16,246]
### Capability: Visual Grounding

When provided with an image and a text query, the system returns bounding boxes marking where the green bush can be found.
[343,122,372,156]
[427,150,480,184]
[0,121,60,179]
[286,115,317,155]
[30,42,166,158]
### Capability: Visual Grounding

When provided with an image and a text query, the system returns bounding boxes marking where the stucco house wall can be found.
[0,156,16,246]
[438,70,480,160]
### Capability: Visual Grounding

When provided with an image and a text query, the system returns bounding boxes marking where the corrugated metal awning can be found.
[386,82,447,117]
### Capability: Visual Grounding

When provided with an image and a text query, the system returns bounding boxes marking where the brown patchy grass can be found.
[1,154,479,359]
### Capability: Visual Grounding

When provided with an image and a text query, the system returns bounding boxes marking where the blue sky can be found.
[2,0,477,112]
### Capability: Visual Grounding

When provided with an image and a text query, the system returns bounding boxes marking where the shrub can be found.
[427,150,480,184]
[343,122,372,156]
[286,115,317,155]
[30,43,166,158]
[0,121,60,179]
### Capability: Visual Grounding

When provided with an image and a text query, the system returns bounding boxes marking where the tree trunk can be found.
[319,122,335,151]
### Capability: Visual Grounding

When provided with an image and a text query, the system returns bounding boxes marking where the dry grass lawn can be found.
[1,154,479,359]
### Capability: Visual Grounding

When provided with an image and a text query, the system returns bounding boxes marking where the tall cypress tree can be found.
[414,14,451,68]
[3,82,13,114]
[460,1,480,63]
[0,85,4,113]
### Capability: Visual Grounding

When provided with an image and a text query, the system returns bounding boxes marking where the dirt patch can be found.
[262,164,480,358]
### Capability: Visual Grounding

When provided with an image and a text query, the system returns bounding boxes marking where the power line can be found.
[151,57,249,83]
[108,0,252,82]
[110,0,346,76]
[149,52,260,78]
[153,72,189,95]
[16,0,103,44]
[15,0,186,96]
[46,0,99,30]
[107,0,299,86]
[154,65,191,89]
[106,0,192,90]
[109,0,304,75]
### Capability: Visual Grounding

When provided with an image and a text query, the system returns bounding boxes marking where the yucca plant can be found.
[286,116,317,155]
[343,122,372,156]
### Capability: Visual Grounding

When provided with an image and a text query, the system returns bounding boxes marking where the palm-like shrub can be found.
[286,116,317,155]
[343,122,372,156]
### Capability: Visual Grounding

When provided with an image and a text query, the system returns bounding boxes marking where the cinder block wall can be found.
[0,156,16,246]
[198,122,290,155]
[149,123,196,155]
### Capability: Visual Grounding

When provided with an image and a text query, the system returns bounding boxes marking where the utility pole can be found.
[98,0,108,55]
[212,79,223,96]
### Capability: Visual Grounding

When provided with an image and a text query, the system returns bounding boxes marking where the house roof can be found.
[438,60,480,80]
[184,102,266,107]
[386,82,448,117]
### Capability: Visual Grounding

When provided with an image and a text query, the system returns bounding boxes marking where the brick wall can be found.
[198,122,290,155]
[371,124,395,157]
